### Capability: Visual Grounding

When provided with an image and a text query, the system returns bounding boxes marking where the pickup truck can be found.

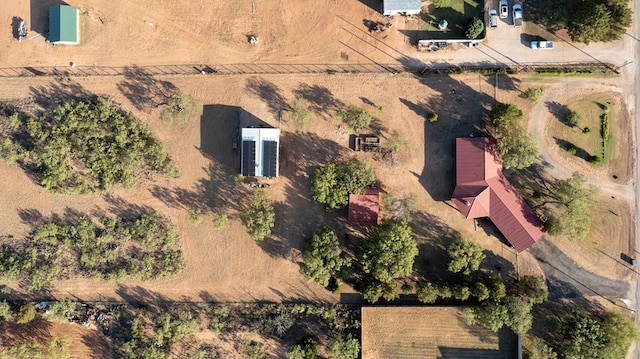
[530,41,554,49]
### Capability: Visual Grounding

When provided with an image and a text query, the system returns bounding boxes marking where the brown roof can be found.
[452,137,544,252]
[348,188,380,224]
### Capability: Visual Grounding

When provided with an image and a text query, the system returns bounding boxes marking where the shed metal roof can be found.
[382,0,422,15]
[348,188,380,224]
[240,128,280,177]
[451,137,544,252]
[49,5,79,44]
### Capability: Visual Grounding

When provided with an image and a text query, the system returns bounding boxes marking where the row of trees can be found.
[0,213,184,290]
[0,98,176,194]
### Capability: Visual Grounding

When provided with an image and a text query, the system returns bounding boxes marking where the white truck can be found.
[530,41,554,49]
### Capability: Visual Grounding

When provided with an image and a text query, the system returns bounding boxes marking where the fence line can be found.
[0,62,618,78]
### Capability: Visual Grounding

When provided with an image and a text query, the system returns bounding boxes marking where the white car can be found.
[512,4,522,27]
[499,0,508,18]
[530,41,554,49]
[488,9,498,28]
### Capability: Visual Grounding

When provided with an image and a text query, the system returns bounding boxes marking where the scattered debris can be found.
[248,35,259,45]
[18,19,27,42]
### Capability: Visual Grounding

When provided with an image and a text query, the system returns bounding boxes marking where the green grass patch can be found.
[550,95,615,165]
[419,0,482,39]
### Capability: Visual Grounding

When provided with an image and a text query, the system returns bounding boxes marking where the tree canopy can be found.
[466,17,484,39]
[567,0,632,45]
[360,220,418,283]
[337,105,373,132]
[550,173,599,240]
[488,103,540,169]
[447,237,486,275]
[0,98,175,194]
[311,158,376,210]
[557,310,638,359]
[241,189,276,240]
[471,296,534,334]
[301,227,351,287]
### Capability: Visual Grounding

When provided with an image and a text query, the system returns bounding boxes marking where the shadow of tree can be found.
[29,77,95,110]
[17,208,44,226]
[117,65,178,111]
[553,137,592,161]
[292,83,345,119]
[103,194,156,220]
[115,284,170,307]
[0,317,53,348]
[545,101,571,124]
[245,77,291,117]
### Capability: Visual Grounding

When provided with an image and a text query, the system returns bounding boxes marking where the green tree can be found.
[360,220,418,283]
[0,300,13,321]
[286,336,319,359]
[241,189,276,240]
[447,237,486,275]
[417,282,440,303]
[544,215,562,236]
[465,17,484,39]
[474,296,533,334]
[488,103,539,169]
[328,334,360,359]
[47,299,75,323]
[525,336,557,359]
[550,173,599,240]
[160,93,198,125]
[558,310,639,359]
[517,276,548,304]
[567,0,632,45]
[360,277,384,304]
[338,105,372,132]
[301,227,351,287]
[311,158,376,210]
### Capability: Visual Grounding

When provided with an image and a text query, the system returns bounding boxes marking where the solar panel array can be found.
[262,140,278,177]
[242,140,256,176]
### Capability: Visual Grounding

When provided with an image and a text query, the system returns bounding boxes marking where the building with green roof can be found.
[49,5,79,45]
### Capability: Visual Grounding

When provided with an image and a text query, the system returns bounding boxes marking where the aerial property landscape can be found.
[0,0,639,358]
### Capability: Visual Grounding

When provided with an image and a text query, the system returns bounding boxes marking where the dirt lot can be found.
[0,69,632,302]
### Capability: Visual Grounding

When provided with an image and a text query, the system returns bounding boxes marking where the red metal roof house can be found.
[349,188,380,225]
[452,137,544,252]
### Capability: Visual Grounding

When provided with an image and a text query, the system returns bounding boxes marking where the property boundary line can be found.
[0,62,618,78]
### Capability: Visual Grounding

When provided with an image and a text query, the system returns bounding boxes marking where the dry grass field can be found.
[361,306,517,359]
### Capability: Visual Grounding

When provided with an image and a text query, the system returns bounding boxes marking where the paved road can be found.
[530,238,631,300]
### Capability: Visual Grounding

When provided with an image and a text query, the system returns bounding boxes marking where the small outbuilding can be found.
[240,128,280,178]
[382,0,422,16]
[49,5,80,45]
[348,188,380,225]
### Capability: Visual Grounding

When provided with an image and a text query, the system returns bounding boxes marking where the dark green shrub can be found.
[428,112,439,122]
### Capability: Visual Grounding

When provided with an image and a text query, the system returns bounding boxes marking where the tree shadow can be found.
[102,194,156,220]
[553,137,592,161]
[292,83,345,119]
[80,330,112,359]
[17,208,44,226]
[0,317,53,347]
[410,210,461,281]
[545,101,570,123]
[245,77,291,117]
[115,284,170,308]
[29,77,95,110]
[116,65,178,111]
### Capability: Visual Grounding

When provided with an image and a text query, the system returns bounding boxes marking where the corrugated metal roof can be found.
[452,137,544,252]
[49,6,79,44]
[382,0,422,14]
[348,188,380,224]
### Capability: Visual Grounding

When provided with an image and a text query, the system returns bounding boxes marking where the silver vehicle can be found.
[489,9,498,28]
[499,0,508,18]
[512,4,522,27]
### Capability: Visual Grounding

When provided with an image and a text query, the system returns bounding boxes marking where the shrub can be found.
[601,113,610,141]
[566,110,581,126]
[519,87,544,102]
[241,189,276,240]
[544,215,562,236]
[212,212,229,230]
[427,112,439,122]
[17,303,36,324]
[385,130,408,152]
[188,208,204,224]
[431,0,451,7]
[465,17,484,39]
[589,155,602,164]
[0,301,13,321]
[582,127,590,133]
[337,105,372,132]
[160,93,198,125]
[566,143,578,155]
[290,98,313,132]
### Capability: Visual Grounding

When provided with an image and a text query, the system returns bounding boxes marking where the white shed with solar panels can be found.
[382,0,422,16]
[240,128,280,178]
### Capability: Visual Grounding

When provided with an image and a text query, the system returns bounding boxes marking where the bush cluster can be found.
[0,98,176,194]
[0,213,184,290]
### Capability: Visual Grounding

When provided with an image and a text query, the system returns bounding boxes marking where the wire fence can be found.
[0,61,619,78]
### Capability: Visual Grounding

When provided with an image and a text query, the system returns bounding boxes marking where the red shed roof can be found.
[452,137,544,252]
[349,188,380,225]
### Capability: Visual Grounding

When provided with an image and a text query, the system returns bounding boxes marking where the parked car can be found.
[530,40,554,49]
[488,9,498,28]
[499,0,508,18]
[512,4,522,27]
